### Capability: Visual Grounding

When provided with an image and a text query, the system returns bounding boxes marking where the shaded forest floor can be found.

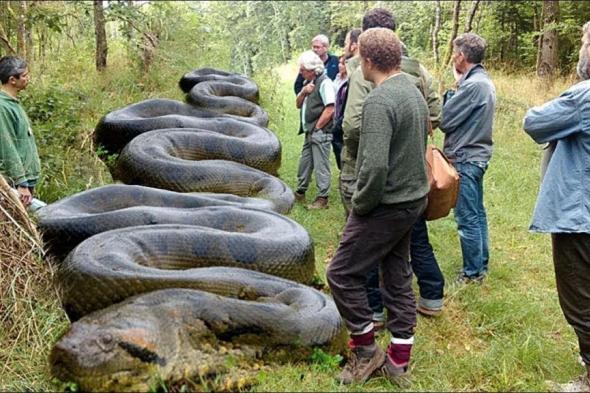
[0,47,583,391]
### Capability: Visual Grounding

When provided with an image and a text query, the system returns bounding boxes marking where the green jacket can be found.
[341,54,441,181]
[0,91,40,187]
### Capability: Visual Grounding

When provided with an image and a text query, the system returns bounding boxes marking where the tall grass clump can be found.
[0,175,67,391]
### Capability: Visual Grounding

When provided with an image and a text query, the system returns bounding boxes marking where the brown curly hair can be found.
[358,28,402,73]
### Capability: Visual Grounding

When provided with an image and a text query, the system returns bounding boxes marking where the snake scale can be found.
[38,68,344,391]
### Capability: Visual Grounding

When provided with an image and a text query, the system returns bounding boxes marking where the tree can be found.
[464,0,481,33]
[16,1,27,59]
[536,0,559,79]
[442,0,462,70]
[93,0,107,71]
[432,0,441,64]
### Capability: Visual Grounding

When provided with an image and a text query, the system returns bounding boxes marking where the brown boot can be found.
[380,357,411,388]
[308,196,328,210]
[337,344,385,385]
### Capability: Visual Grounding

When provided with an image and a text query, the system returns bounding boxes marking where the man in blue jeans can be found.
[440,33,496,283]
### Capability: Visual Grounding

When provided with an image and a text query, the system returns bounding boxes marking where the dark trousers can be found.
[332,129,343,170]
[327,199,426,338]
[552,233,590,364]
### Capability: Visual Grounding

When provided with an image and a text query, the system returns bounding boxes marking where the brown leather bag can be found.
[424,144,460,221]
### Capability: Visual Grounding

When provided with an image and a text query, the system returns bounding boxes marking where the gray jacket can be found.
[440,64,496,163]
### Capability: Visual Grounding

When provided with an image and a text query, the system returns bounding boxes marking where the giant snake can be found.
[39,68,344,391]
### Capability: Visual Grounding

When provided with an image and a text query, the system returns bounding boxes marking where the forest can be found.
[1,0,590,391]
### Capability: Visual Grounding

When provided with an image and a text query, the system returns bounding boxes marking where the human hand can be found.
[452,66,463,83]
[302,83,315,95]
[17,186,32,207]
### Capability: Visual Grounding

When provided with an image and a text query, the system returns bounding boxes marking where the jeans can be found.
[454,162,489,277]
[411,216,444,309]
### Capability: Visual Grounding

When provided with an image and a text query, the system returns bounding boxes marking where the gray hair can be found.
[453,33,487,64]
[577,21,590,80]
[298,51,324,75]
[312,34,329,48]
[0,56,27,84]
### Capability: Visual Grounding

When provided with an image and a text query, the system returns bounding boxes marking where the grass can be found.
[0,45,583,391]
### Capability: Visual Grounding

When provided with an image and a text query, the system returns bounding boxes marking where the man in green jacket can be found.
[0,56,43,210]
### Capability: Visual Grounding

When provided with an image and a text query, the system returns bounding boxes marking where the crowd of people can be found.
[292,7,590,391]
[1,6,590,391]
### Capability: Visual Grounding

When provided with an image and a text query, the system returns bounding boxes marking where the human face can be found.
[451,47,466,74]
[299,67,316,82]
[10,68,30,92]
[360,56,373,83]
[311,40,328,59]
[338,57,346,77]
[577,33,590,80]
[344,34,356,59]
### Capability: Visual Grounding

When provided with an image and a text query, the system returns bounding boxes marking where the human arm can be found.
[352,102,392,215]
[419,64,442,130]
[523,90,583,144]
[294,73,304,95]
[296,82,314,109]
[0,110,28,187]
[439,83,480,135]
[315,105,334,130]
[342,68,373,152]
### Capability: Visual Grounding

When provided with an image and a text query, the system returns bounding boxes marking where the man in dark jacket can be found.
[294,34,339,95]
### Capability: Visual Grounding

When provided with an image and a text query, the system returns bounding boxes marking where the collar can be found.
[459,63,484,84]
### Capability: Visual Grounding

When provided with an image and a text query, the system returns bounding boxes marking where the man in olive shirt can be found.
[327,28,429,386]
[0,56,44,211]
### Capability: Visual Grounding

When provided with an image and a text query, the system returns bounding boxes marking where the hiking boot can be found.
[294,191,305,203]
[337,344,386,385]
[547,365,590,392]
[380,357,411,388]
[308,196,328,210]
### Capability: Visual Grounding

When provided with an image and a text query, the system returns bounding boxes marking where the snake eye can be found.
[97,333,114,351]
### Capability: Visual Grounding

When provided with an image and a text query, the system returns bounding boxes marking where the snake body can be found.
[42,68,343,391]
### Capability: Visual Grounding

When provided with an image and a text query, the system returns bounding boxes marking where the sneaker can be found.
[337,344,386,385]
[416,304,442,317]
[380,357,411,387]
[308,196,328,210]
[294,191,305,203]
[455,272,485,285]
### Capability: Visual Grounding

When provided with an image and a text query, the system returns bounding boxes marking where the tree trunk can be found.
[93,0,107,71]
[16,1,27,59]
[464,0,481,33]
[0,21,16,55]
[442,0,462,68]
[432,0,441,65]
[536,0,559,79]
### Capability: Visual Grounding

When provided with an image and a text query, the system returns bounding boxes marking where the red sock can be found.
[348,330,375,349]
[387,343,412,367]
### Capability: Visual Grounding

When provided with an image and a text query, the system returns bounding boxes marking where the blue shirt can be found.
[440,64,496,163]
[523,79,590,233]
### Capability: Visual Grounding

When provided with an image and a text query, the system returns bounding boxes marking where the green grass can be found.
[0,47,583,391]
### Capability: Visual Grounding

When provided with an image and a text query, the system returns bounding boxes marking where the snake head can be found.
[50,315,167,392]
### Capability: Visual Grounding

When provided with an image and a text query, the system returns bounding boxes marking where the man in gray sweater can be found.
[327,28,429,386]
